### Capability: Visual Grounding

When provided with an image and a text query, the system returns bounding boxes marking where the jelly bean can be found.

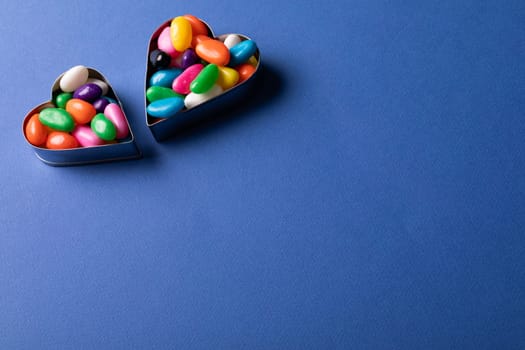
[170,16,192,52]
[184,85,223,109]
[216,66,239,90]
[190,63,219,94]
[149,49,171,69]
[46,131,79,149]
[149,68,183,87]
[55,92,72,109]
[192,34,211,48]
[158,26,180,58]
[39,108,75,132]
[180,48,199,70]
[183,14,209,37]
[229,40,257,67]
[91,113,116,141]
[25,113,48,146]
[146,97,185,118]
[73,83,103,102]
[65,98,96,124]
[104,103,129,139]
[146,86,183,103]
[72,125,105,147]
[236,63,256,83]
[172,63,204,95]
[196,39,230,66]
[86,78,109,95]
[248,56,258,67]
[59,65,89,92]
[223,34,241,49]
[169,55,184,68]
[92,98,110,113]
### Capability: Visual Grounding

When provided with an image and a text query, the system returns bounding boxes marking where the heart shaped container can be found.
[22,68,141,166]
[145,19,261,141]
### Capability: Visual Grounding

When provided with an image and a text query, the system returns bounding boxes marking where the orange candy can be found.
[46,131,79,149]
[192,34,211,48]
[236,63,256,83]
[66,98,96,124]
[183,14,209,37]
[195,39,230,66]
[25,113,48,146]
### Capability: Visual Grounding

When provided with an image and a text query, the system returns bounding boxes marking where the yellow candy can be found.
[216,66,239,90]
[170,16,192,52]
[248,55,258,67]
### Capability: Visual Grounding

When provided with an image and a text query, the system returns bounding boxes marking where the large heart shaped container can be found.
[145,19,261,141]
[22,68,141,166]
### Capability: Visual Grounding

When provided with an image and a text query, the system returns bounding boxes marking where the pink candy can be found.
[104,103,129,139]
[172,63,204,95]
[158,27,180,59]
[72,125,105,147]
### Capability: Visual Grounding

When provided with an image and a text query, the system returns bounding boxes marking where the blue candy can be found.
[149,68,183,88]
[228,40,257,67]
[146,97,185,118]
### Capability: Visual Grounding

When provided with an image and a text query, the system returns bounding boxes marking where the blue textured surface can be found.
[1,1,524,349]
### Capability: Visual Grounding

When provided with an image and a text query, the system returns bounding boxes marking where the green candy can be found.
[39,108,74,132]
[190,64,219,94]
[146,86,183,103]
[55,92,72,109]
[91,113,116,141]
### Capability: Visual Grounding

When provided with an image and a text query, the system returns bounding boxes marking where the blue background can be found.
[1,1,524,349]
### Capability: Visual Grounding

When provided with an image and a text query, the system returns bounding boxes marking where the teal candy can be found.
[149,68,183,88]
[228,40,257,67]
[146,97,185,118]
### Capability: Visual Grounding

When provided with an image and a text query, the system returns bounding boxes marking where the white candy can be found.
[59,65,89,92]
[86,78,109,95]
[184,84,223,109]
[223,34,241,49]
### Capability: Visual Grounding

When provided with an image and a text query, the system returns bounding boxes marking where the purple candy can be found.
[73,83,102,102]
[92,98,110,113]
[180,48,199,70]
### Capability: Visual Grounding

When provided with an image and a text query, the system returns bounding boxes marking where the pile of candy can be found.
[146,14,259,119]
[24,66,129,149]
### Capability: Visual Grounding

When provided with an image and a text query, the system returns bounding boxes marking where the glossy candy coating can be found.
[92,98,110,113]
[149,68,183,87]
[91,113,116,141]
[73,83,103,102]
[39,108,75,132]
[104,103,129,139]
[223,34,241,49]
[236,63,256,83]
[196,39,230,66]
[55,92,72,109]
[190,64,219,94]
[183,14,209,37]
[180,48,199,70]
[149,49,171,69]
[146,86,183,103]
[172,63,204,95]
[146,97,185,118]
[192,34,211,48]
[72,125,105,147]
[229,40,257,67]
[158,26,180,58]
[170,16,192,52]
[184,84,223,109]
[86,78,109,95]
[46,131,79,149]
[25,113,48,146]
[59,65,89,92]
[65,98,96,124]
[216,66,239,90]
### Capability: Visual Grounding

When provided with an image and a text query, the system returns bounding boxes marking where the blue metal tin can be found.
[23,68,141,166]
[146,20,261,141]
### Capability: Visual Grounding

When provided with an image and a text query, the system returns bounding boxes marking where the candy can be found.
[55,92,72,109]
[216,66,239,90]
[192,34,211,48]
[46,131,79,149]
[170,16,192,52]
[180,48,199,70]
[92,98,110,113]
[228,40,257,67]
[66,98,96,124]
[236,63,256,83]
[158,27,180,58]
[183,14,209,37]
[39,108,75,132]
[146,86,183,103]
[195,39,230,66]
[184,85,223,109]
[72,125,105,147]
[104,103,129,139]
[147,97,185,118]
[223,34,241,49]
[59,65,89,92]
[149,68,183,87]
[86,78,109,95]
[190,63,219,94]
[149,49,171,69]
[91,113,116,141]
[25,113,48,146]
[73,83,103,102]
[172,63,204,95]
